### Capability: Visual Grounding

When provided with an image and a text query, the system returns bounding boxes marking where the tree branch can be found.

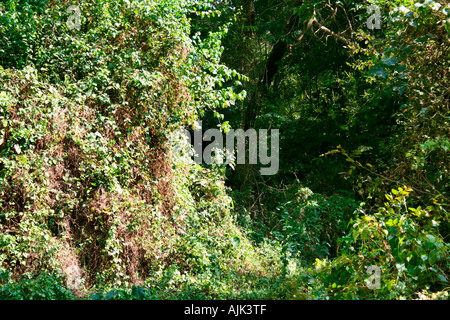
[289,16,354,52]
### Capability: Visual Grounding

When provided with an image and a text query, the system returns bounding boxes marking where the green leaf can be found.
[396,263,406,274]
[14,144,21,154]
[381,57,398,66]
[131,286,145,299]
[105,290,118,300]
[437,274,448,283]
[18,155,27,165]
[89,292,104,300]
[422,0,434,8]
[370,66,387,78]
[409,20,418,27]
[231,236,240,247]
[431,2,441,11]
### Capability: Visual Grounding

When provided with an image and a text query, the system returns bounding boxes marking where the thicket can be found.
[221,0,449,300]
[0,0,297,299]
[0,0,449,300]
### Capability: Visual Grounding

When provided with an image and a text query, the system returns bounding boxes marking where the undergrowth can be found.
[0,0,448,301]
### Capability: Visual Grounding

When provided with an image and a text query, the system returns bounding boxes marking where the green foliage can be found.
[0,0,289,300]
[0,269,75,300]
[220,0,449,301]
[303,187,449,299]
[0,0,449,301]
[270,187,359,263]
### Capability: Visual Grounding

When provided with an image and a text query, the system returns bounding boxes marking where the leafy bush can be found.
[303,187,449,299]
[0,0,249,292]
[0,269,74,300]
[270,187,359,263]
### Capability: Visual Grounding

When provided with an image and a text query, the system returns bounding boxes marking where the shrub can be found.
[0,269,74,300]
[270,187,359,263]
[304,186,449,299]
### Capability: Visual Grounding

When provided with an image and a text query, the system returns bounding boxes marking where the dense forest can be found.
[0,0,448,300]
